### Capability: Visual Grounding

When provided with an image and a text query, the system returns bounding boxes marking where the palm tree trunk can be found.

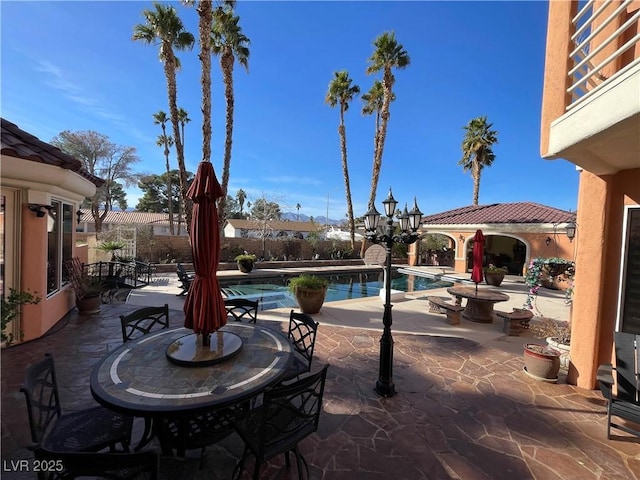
[164,147,174,235]
[338,114,356,250]
[472,160,481,206]
[163,54,189,233]
[198,0,213,166]
[218,51,235,228]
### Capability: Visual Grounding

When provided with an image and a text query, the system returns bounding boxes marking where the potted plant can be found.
[530,317,571,370]
[524,257,575,310]
[523,343,561,382]
[66,259,105,314]
[97,240,127,261]
[483,264,508,286]
[1,288,41,346]
[288,274,328,314]
[235,253,256,273]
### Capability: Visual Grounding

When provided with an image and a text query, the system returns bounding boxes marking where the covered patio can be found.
[2,281,638,479]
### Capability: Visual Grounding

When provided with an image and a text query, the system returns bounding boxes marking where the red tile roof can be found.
[1,118,104,187]
[421,202,575,225]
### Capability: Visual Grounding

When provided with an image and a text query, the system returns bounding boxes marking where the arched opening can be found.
[416,233,455,267]
[465,234,527,275]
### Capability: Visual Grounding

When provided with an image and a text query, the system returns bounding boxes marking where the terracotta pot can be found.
[523,343,561,381]
[77,294,102,315]
[294,286,327,314]
[237,260,254,273]
[484,272,505,286]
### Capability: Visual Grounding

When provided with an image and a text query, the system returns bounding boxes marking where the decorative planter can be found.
[293,286,327,314]
[237,260,254,273]
[77,295,102,315]
[523,343,561,381]
[546,337,570,370]
[484,272,505,286]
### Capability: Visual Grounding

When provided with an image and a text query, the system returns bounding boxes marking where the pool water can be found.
[220,269,453,311]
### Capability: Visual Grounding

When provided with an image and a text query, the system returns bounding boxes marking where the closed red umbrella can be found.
[471,229,485,295]
[184,161,227,345]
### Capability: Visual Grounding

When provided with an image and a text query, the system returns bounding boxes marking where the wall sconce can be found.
[545,236,552,246]
[28,204,53,218]
[76,209,83,225]
[565,221,576,242]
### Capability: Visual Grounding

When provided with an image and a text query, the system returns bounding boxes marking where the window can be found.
[47,201,73,295]
[618,206,640,334]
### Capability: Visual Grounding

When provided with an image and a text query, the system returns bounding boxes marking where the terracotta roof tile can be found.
[1,118,104,187]
[421,202,574,225]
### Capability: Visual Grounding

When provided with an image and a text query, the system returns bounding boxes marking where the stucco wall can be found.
[569,168,640,388]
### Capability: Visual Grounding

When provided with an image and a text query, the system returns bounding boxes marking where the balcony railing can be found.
[568,0,640,110]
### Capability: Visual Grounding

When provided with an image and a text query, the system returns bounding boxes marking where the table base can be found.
[461,299,494,323]
[166,332,243,367]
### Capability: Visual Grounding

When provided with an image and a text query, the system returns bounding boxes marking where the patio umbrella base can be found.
[166,332,243,367]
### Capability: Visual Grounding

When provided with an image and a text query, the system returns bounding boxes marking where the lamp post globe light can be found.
[364,188,423,397]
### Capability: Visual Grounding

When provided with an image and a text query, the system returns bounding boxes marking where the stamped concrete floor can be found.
[2,290,640,479]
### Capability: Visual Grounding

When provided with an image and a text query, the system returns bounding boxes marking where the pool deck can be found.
[3,266,639,479]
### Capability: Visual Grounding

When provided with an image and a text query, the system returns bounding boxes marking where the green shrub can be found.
[287,274,328,293]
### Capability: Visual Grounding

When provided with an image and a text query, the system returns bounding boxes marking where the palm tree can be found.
[296,203,301,221]
[236,188,246,217]
[458,116,499,205]
[133,3,194,230]
[211,7,250,227]
[177,107,191,152]
[325,70,360,250]
[362,80,396,197]
[153,111,175,235]
[365,31,410,210]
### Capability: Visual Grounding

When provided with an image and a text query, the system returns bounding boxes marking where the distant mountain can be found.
[281,212,344,226]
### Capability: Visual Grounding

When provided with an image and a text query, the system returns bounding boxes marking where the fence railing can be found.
[568,0,640,110]
[84,261,152,289]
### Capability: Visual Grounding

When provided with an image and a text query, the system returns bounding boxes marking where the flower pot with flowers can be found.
[524,257,575,312]
[483,264,508,286]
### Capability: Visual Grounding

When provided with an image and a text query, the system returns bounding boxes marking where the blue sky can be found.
[1,0,579,222]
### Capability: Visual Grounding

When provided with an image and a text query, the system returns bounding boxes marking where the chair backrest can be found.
[224,298,259,324]
[37,449,159,480]
[613,331,640,403]
[288,310,319,373]
[176,263,188,276]
[120,305,170,343]
[20,353,62,445]
[259,365,329,455]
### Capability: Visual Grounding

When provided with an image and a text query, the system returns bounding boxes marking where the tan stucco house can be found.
[1,118,103,343]
[540,1,639,388]
[411,202,576,276]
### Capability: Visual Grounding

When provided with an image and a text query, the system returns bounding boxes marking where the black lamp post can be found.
[364,188,423,397]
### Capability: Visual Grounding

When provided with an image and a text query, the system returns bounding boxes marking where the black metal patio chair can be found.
[231,364,330,480]
[120,304,170,343]
[20,354,133,480]
[279,310,319,384]
[224,298,259,324]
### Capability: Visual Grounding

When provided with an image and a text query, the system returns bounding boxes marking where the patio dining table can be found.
[90,322,293,453]
[447,286,510,323]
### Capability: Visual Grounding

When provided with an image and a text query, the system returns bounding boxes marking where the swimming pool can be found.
[220,269,453,311]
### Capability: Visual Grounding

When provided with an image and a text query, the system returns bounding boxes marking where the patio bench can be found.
[496,309,534,336]
[427,296,464,325]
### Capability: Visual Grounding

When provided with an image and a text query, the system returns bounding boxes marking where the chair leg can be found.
[252,457,261,480]
[293,445,309,480]
[231,445,249,480]
[607,403,613,440]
